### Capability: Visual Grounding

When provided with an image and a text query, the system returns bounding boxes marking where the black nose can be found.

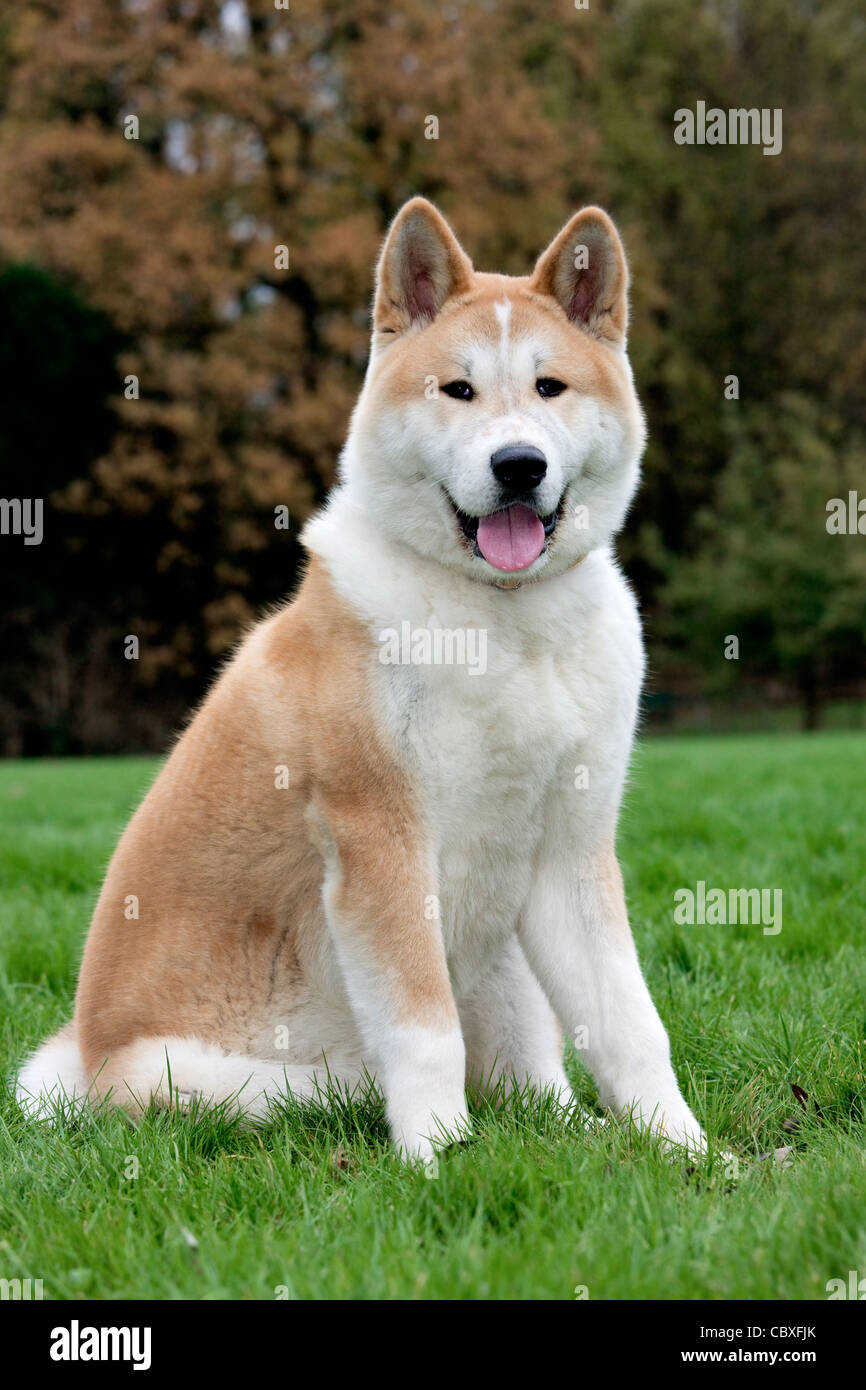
[490,444,547,493]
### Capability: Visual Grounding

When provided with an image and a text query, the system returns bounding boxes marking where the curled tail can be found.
[16,1026,355,1122]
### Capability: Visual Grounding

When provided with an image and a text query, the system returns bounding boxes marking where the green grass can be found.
[1,735,864,1300]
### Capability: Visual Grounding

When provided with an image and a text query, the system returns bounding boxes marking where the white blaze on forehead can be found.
[461,304,551,406]
[491,299,516,404]
[494,299,512,353]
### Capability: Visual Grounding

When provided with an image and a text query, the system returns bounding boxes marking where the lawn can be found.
[0,734,864,1301]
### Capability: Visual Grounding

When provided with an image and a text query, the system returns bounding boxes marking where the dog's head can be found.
[342,198,646,587]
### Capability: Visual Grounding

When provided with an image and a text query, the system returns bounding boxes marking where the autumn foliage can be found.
[0,0,864,750]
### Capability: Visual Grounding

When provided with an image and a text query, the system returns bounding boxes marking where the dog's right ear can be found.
[373,198,473,336]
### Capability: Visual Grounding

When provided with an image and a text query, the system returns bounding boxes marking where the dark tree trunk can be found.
[800,665,822,731]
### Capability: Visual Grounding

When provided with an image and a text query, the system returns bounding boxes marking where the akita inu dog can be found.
[18,199,711,1161]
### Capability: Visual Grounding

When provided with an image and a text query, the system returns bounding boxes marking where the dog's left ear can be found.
[530,207,629,347]
[373,197,474,335]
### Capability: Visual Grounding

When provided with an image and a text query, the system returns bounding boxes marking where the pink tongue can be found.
[476,504,546,572]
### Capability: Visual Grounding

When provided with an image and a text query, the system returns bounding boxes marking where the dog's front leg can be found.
[318,811,467,1162]
[519,840,707,1156]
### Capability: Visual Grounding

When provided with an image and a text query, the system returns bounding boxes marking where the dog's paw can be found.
[658,1122,709,1161]
[644,1111,737,1170]
[392,1109,472,1167]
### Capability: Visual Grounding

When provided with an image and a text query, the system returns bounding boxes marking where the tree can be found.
[659,394,866,729]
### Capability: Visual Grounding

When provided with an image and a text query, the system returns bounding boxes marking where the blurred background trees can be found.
[0,0,864,752]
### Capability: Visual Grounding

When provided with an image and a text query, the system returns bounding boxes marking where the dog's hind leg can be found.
[460,937,578,1110]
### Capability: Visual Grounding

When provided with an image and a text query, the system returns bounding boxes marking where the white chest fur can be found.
[305,493,645,994]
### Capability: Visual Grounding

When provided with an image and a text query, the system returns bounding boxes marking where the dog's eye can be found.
[536,378,567,399]
[441,380,475,401]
